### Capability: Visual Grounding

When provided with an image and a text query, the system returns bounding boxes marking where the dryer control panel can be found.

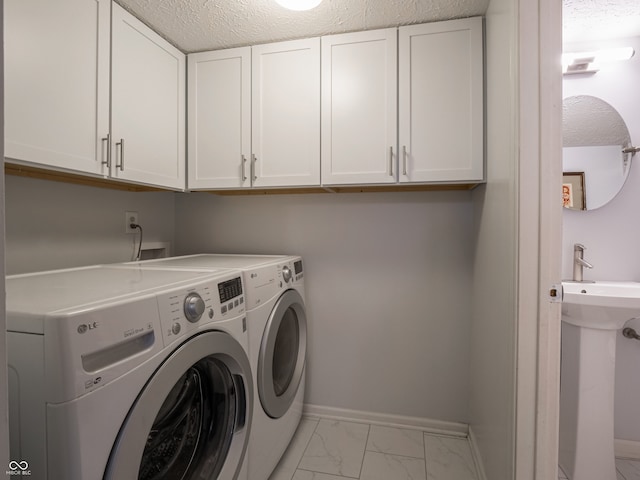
[278,258,304,285]
[241,257,304,308]
[294,259,304,282]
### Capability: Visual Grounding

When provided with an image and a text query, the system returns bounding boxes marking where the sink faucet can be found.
[573,243,593,282]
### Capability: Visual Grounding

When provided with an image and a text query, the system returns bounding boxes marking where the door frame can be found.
[515,0,563,478]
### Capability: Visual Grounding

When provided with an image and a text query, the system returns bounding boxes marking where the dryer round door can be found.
[104,331,253,480]
[257,288,307,419]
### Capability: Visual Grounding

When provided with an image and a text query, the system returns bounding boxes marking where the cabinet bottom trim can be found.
[5,163,168,192]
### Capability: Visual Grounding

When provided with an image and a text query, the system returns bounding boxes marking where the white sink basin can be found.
[559,281,638,480]
[562,281,640,330]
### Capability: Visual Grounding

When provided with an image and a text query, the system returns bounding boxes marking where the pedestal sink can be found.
[560,281,640,480]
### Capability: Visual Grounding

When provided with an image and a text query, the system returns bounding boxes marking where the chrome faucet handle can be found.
[576,258,594,269]
[572,243,593,282]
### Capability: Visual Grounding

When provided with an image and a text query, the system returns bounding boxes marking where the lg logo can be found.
[6,460,31,476]
[77,321,99,334]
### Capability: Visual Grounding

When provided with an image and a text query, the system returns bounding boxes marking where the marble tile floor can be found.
[268,418,479,480]
[557,459,640,480]
[268,418,640,480]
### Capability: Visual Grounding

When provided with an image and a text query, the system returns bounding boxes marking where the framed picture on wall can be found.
[563,172,586,210]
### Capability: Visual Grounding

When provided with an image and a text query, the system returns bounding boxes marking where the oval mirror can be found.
[562,95,634,211]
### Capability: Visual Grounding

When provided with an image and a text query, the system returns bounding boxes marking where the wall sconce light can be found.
[562,47,635,75]
[275,0,322,11]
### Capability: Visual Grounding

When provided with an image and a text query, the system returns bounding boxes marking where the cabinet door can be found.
[188,48,251,189]
[252,39,320,187]
[5,0,110,175]
[399,18,484,183]
[321,29,398,185]
[111,4,186,190]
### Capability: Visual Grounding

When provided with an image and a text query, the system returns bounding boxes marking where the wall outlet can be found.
[125,211,139,234]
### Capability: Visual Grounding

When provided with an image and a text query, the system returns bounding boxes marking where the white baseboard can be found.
[468,427,488,480]
[302,403,468,437]
[615,438,640,460]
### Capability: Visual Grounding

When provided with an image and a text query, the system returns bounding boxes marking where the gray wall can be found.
[4,175,176,274]
[174,190,474,423]
[468,1,518,478]
[562,35,640,442]
[4,169,477,427]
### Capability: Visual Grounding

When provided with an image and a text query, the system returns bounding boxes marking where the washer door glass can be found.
[258,289,307,419]
[139,357,236,480]
[105,331,252,480]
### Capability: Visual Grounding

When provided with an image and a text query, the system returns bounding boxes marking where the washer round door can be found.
[104,331,252,480]
[258,289,307,419]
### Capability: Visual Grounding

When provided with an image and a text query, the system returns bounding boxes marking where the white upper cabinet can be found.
[111,4,186,190]
[252,38,320,187]
[321,29,398,185]
[398,18,484,183]
[5,0,110,175]
[187,48,251,190]
[6,4,481,192]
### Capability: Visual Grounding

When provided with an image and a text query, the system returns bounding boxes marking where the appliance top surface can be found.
[7,265,232,315]
[136,254,297,269]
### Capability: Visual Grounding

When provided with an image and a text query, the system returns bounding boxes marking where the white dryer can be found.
[7,265,252,480]
[127,254,307,480]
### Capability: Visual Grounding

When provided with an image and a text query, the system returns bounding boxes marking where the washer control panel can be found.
[282,265,292,283]
[184,292,206,322]
[157,273,244,347]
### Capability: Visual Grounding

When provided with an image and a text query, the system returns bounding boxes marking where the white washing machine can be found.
[127,254,307,480]
[6,264,253,480]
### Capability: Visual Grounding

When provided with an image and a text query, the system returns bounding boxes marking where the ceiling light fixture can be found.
[274,0,322,11]
[562,47,635,75]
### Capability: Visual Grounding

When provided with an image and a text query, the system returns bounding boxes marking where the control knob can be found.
[282,266,292,283]
[184,293,205,323]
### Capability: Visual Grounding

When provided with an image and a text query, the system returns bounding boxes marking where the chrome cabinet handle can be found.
[389,146,394,177]
[101,134,111,168]
[403,145,407,175]
[115,138,125,171]
[252,154,257,182]
[241,155,248,181]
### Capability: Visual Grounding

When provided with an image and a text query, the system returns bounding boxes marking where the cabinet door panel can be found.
[252,38,320,187]
[188,48,251,189]
[399,18,484,183]
[5,0,109,175]
[111,4,185,190]
[321,29,397,185]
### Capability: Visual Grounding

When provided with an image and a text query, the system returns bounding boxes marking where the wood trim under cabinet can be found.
[5,163,482,194]
[5,163,167,192]
[208,183,481,195]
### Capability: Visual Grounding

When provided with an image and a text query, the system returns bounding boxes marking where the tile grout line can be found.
[365,450,428,462]
[357,422,372,479]
[423,432,431,480]
[291,419,322,480]
[295,467,360,479]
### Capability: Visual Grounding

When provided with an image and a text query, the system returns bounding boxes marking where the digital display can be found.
[218,277,243,303]
[294,260,303,275]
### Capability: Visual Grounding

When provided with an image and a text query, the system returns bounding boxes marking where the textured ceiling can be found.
[563,0,640,45]
[563,95,630,147]
[115,0,490,53]
[115,0,640,53]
